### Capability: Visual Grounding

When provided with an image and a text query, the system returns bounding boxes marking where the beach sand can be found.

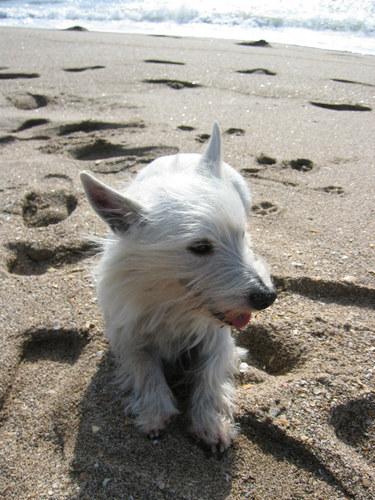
[0,26,374,499]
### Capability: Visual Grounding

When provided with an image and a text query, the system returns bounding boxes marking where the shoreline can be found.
[2,24,375,58]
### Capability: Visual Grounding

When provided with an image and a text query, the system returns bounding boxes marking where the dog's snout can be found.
[249,287,277,311]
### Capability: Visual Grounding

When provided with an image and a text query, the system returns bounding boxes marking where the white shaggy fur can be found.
[80,122,276,451]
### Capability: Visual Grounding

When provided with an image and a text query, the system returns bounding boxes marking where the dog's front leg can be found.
[117,347,179,437]
[189,329,239,452]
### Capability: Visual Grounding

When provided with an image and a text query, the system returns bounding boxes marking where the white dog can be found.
[80,122,276,451]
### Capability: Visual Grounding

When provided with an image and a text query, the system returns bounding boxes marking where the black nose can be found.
[249,288,277,310]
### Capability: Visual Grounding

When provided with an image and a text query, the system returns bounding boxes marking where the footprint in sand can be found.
[310,101,372,112]
[149,33,181,39]
[144,59,185,66]
[58,120,145,136]
[5,240,94,276]
[242,155,315,184]
[318,185,345,195]
[43,173,73,182]
[288,158,314,172]
[237,40,271,47]
[143,78,202,89]
[0,135,17,145]
[236,323,305,375]
[250,155,312,172]
[0,326,91,448]
[177,125,196,132]
[241,167,262,175]
[195,133,210,143]
[65,25,88,31]
[7,92,48,110]
[22,190,78,227]
[330,396,375,453]
[237,68,276,76]
[63,65,105,73]
[13,119,50,133]
[69,139,178,163]
[0,72,40,80]
[38,122,178,172]
[21,328,90,364]
[331,78,375,88]
[257,154,277,165]
[225,128,246,136]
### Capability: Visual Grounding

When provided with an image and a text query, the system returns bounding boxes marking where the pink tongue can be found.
[226,312,252,329]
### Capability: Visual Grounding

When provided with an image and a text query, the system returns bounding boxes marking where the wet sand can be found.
[0,27,374,499]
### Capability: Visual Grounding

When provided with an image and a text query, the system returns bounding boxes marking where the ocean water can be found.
[1,0,375,55]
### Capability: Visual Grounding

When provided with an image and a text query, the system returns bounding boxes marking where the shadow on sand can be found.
[71,353,234,499]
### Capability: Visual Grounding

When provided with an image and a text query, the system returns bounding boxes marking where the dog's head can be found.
[80,122,276,329]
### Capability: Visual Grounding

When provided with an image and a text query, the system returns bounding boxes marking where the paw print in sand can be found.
[252,201,279,216]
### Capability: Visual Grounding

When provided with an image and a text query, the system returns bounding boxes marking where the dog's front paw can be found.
[145,416,171,439]
[190,415,237,452]
[136,407,179,439]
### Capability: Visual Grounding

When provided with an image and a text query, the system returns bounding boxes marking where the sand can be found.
[0,26,374,499]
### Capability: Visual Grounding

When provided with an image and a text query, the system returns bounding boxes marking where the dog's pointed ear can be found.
[80,172,144,235]
[199,121,222,177]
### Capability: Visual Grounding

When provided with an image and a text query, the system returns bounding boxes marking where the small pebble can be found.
[269,406,281,418]
[239,362,250,373]
[362,477,371,488]
[292,262,304,268]
[241,383,254,390]
[277,417,290,426]
[343,275,356,283]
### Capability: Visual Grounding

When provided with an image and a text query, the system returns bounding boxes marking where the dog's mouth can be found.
[214,311,252,329]
[182,280,253,329]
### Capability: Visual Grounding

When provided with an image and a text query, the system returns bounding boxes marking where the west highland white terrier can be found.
[80,122,276,451]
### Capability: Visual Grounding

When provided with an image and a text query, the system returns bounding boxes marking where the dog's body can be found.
[81,123,276,451]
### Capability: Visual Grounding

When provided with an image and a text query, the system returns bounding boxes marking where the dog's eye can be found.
[188,239,214,256]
